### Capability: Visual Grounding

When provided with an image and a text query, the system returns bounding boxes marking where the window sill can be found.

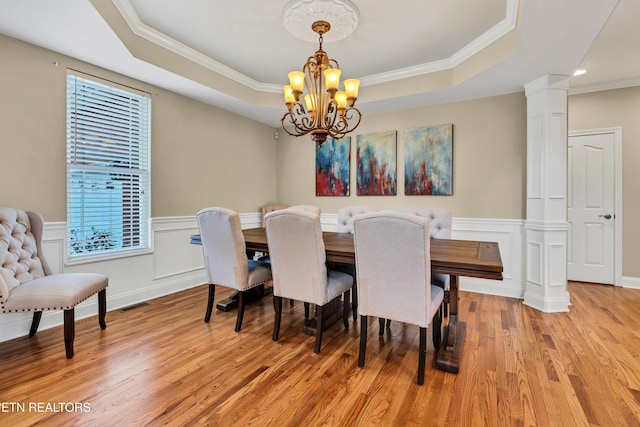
[65,248,153,266]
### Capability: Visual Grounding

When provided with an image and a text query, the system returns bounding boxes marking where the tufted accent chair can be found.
[336,206,377,233]
[0,207,108,358]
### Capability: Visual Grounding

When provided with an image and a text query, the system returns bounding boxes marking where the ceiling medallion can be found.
[282,0,360,43]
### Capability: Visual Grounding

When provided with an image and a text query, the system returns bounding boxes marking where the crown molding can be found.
[113,0,518,91]
[112,0,280,93]
[568,77,640,95]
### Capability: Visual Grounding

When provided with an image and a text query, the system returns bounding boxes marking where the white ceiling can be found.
[1,0,639,127]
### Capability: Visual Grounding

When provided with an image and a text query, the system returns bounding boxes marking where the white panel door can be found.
[567,133,615,284]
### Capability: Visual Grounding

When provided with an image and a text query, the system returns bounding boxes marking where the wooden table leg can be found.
[435,275,466,374]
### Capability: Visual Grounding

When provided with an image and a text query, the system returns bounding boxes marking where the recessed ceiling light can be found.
[573,69,587,76]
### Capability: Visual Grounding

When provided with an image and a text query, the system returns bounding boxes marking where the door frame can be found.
[568,127,623,286]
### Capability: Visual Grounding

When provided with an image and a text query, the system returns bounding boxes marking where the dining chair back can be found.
[260,204,288,228]
[336,206,377,233]
[288,205,321,215]
[196,207,272,331]
[353,211,444,385]
[334,205,377,320]
[265,208,353,353]
[389,207,452,316]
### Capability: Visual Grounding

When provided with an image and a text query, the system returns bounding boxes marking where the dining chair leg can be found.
[358,315,368,367]
[235,290,245,332]
[204,284,215,322]
[351,282,358,321]
[29,311,42,336]
[342,290,350,328]
[379,318,385,336]
[314,304,324,354]
[272,296,283,341]
[304,302,310,319]
[418,326,427,385]
[98,289,107,330]
[64,309,75,359]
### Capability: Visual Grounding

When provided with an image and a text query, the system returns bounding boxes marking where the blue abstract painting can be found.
[404,124,453,195]
[316,137,351,196]
[356,130,397,196]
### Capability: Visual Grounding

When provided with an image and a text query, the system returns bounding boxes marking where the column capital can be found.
[524,74,570,97]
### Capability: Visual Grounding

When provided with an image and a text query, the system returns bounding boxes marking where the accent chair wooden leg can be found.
[64,309,75,359]
[379,318,385,336]
[204,284,215,322]
[272,296,283,341]
[418,326,426,385]
[358,315,368,367]
[235,291,245,332]
[29,311,43,337]
[343,290,350,328]
[98,289,107,330]
[314,304,324,354]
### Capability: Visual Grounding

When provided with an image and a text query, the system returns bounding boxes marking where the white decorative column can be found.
[523,75,571,312]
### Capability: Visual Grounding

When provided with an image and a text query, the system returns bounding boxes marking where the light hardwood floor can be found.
[1,282,639,426]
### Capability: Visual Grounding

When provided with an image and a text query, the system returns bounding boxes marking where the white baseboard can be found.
[620,276,640,289]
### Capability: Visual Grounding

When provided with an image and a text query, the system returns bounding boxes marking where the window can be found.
[66,73,151,261]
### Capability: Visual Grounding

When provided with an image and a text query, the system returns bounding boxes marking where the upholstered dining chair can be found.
[0,207,108,358]
[334,205,377,321]
[391,207,453,317]
[336,206,377,233]
[260,204,288,228]
[265,208,353,354]
[353,211,444,385]
[289,205,321,215]
[196,207,272,332]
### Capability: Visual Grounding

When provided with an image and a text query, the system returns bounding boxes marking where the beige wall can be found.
[0,35,277,221]
[2,33,638,279]
[568,86,640,278]
[276,93,528,219]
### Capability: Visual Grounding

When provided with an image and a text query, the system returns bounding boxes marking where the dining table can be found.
[240,227,503,374]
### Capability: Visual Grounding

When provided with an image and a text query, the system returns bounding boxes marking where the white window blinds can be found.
[66,74,151,260]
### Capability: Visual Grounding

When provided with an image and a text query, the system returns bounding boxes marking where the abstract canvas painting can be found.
[404,124,453,195]
[356,130,397,196]
[316,137,351,196]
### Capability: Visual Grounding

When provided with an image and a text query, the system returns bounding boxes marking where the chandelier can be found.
[281,20,361,145]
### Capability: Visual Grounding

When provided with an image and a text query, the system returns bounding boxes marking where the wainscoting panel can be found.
[152,216,204,280]
[452,218,525,299]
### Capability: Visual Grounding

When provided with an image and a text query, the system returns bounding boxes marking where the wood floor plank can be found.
[1,282,640,426]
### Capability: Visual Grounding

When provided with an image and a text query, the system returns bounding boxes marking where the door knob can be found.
[599,214,612,220]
